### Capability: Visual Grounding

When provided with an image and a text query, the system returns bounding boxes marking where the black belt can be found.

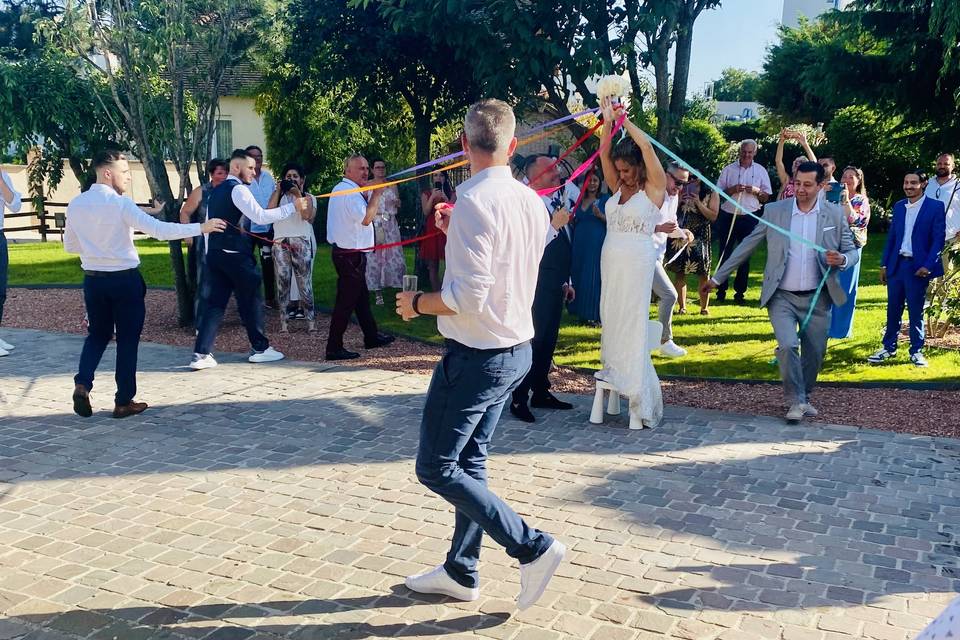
[83,268,139,277]
[785,289,817,296]
[445,339,529,355]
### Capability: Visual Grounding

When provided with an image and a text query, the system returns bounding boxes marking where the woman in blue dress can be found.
[568,170,608,324]
[828,166,870,339]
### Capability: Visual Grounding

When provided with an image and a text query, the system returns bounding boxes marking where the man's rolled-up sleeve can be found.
[440,195,495,315]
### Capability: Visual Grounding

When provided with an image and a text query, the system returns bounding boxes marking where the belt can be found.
[784,289,817,296]
[899,252,913,258]
[445,339,529,355]
[83,268,139,277]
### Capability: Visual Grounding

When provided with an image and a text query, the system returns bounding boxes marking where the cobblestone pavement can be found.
[0,328,958,640]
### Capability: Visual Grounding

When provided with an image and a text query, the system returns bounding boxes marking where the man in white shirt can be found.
[509,154,576,423]
[925,153,960,243]
[0,168,23,356]
[244,145,278,309]
[324,154,394,360]
[653,163,696,358]
[714,140,773,304]
[702,162,857,423]
[189,149,308,370]
[64,150,227,418]
[395,99,565,611]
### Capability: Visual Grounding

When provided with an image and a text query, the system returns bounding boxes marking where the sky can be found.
[684,0,785,95]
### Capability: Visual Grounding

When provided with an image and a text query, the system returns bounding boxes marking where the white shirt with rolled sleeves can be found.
[925,176,960,241]
[64,184,202,271]
[716,161,771,215]
[246,170,275,233]
[654,193,679,260]
[0,171,23,230]
[326,178,374,251]
[438,165,551,349]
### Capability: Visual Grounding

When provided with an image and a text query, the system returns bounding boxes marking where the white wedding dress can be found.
[596,188,664,428]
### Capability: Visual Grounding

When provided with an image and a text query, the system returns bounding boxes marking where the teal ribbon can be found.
[642,134,833,334]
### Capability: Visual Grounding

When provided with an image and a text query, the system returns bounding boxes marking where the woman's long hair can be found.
[610,139,648,186]
[842,165,867,197]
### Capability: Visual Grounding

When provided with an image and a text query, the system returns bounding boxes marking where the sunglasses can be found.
[668,173,689,186]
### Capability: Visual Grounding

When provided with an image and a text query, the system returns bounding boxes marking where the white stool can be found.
[590,320,662,430]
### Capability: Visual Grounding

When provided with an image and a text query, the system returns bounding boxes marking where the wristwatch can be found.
[412,292,424,315]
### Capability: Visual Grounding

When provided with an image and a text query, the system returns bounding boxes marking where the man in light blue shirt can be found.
[243,145,278,308]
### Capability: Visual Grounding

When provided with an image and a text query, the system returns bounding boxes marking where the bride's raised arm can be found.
[599,97,621,194]
[621,116,666,209]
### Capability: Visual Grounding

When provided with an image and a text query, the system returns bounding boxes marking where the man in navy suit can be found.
[510,155,577,423]
[868,170,946,367]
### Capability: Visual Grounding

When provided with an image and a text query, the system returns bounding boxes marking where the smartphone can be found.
[825,182,842,204]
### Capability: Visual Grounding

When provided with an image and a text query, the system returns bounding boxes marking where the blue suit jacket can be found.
[881,197,946,278]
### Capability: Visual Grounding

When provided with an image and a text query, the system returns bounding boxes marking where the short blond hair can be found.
[343,153,366,173]
[464,99,515,154]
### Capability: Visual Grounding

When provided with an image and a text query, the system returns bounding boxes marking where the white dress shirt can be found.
[654,193,679,260]
[64,184,201,271]
[247,170,276,233]
[326,178,374,251]
[716,161,771,214]
[780,199,822,292]
[540,182,579,243]
[900,196,925,257]
[438,165,550,349]
[0,171,23,231]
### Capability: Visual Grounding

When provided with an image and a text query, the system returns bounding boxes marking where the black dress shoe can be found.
[530,392,574,410]
[364,333,396,349]
[72,384,92,418]
[733,294,746,305]
[715,292,726,302]
[509,401,536,423]
[326,348,360,361]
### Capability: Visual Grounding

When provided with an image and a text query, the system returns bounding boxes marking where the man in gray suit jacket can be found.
[701,162,859,423]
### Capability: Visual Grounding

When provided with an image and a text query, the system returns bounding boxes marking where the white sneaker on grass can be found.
[0,337,14,351]
[405,566,479,601]
[659,340,687,358]
[249,347,284,363]
[518,540,566,610]
[189,353,218,370]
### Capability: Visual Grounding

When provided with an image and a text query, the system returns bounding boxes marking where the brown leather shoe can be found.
[112,401,148,419]
[72,384,92,417]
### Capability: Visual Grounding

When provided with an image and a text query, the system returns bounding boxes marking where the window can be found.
[214,120,233,158]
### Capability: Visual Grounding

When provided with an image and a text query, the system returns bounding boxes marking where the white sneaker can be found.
[518,540,566,611]
[249,347,284,363]
[0,346,8,357]
[0,338,14,351]
[785,404,805,423]
[659,340,687,358]
[405,565,479,602]
[801,403,818,417]
[189,353,218,370]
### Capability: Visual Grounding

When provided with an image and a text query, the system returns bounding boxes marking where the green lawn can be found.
[9,236,960,384]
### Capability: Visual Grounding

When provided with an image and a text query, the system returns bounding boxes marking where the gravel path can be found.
[5,286,958,438]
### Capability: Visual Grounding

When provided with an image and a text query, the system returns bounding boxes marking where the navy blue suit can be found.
[880,197,946,354]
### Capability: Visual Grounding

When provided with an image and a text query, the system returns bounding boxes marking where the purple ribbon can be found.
[387,107,601,178]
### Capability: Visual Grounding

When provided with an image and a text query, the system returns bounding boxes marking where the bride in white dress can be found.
[596,98,674,428]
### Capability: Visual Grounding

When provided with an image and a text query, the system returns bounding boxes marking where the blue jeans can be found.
[882,257,930,355]
[0,231,7,325]
[416,340,553,589]
[75,269,147,405]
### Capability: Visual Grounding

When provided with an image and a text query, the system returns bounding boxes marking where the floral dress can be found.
[667,194,712,277]
[365,185,406,290]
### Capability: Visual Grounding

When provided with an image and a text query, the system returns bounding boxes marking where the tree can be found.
[710,68,762,102]
[42,0,267,326]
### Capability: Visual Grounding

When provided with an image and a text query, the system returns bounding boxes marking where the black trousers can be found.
[513,276,564,403]
[326,248,379,353]
[194,251,269,354]
[715,210,760,298]
[75,269,146,405]
[252,232,277,306]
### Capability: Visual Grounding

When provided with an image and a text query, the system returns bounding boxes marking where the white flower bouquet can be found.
[596,72,632,102]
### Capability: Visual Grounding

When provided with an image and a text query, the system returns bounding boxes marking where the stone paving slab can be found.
[0,328,958,639]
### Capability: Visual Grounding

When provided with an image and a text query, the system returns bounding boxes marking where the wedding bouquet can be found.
[596,72,631,102]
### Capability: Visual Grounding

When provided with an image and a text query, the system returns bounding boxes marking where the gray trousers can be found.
[767,289,832,406]
[650,261,676,343]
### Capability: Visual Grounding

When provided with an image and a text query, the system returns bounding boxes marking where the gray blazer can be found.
[713,199,860,308]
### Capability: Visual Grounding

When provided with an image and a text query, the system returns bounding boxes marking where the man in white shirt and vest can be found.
[0,168,22,356]
[654,163,696,358]
[714,139,773,303]
[243,145,278,308]
[189,149,309,370]
[396,99,565,611]
[64,150,227,418]
[324,153,394,360]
